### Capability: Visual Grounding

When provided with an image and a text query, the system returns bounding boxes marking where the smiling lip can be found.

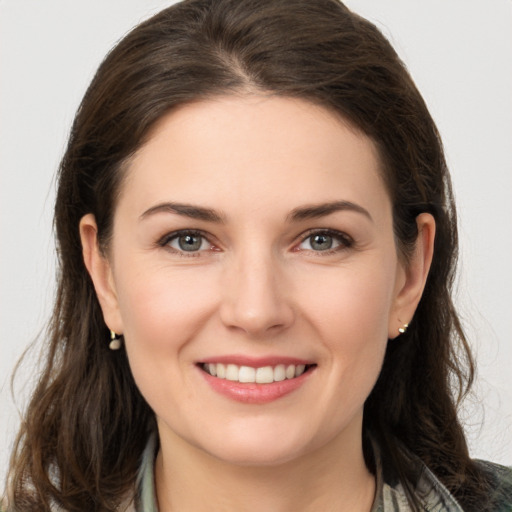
[200,355,313,367]
[197,355,316,404]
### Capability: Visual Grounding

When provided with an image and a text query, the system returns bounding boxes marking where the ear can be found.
[79,213,124,334]
[388,213,435,339]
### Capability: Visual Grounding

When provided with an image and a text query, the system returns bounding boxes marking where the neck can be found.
[154,425,375,512]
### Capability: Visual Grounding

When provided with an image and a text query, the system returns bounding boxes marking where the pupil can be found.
[179,235,201,251]
[311,234,332,250]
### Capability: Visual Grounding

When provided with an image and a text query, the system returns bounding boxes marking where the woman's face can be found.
[84,95,427,466]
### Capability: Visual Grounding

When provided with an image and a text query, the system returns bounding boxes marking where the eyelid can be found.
[158,228,205,245]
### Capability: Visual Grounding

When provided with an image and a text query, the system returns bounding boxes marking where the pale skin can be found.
[80,95,435,512]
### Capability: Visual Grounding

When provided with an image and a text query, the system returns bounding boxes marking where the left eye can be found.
[298,231,351,252]
[166,232,210,252]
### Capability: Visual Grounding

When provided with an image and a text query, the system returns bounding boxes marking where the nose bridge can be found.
[219,242,293,336]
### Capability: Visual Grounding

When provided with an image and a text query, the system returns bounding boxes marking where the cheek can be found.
[298,260,396,342]
[296,260,395,395]
[112,263,218,388]
[116,262,217,336]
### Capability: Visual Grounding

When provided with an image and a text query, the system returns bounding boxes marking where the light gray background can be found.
[1,0,511,487]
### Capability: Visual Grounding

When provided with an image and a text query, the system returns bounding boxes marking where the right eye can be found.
[161,230,213,254]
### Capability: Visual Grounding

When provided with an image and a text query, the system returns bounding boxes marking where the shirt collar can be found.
[135,434,463,512]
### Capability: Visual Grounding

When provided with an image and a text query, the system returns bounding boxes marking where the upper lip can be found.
[198,355,315,367]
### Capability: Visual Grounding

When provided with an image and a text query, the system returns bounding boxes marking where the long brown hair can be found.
[5,0,495,510]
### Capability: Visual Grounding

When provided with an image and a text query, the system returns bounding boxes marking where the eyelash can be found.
[157,229,354,257]
[295,229,354,255]
[158,229,214,257]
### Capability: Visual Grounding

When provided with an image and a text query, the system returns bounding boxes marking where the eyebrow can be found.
[140,202,225,223]
[287,200,373,223]
[139,199,372,224]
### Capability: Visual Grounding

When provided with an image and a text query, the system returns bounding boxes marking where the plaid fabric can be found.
[371,460,464,511]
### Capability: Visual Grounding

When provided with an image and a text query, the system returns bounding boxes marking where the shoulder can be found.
[376,444,512,512]
[474,460,512,511]
[410,458,512,512]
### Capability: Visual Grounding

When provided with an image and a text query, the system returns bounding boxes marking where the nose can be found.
[219,248,294,337]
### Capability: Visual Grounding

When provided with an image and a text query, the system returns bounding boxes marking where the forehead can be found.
[119,95,390,223]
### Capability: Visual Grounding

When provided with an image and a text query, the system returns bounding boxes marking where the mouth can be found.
[200,362,316,384]
[197,356,317,403]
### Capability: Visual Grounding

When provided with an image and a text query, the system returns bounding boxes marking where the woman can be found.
[3,0,511,510]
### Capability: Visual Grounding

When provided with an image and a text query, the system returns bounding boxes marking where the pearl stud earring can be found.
[109,330,122,350]
[398,323,409,335]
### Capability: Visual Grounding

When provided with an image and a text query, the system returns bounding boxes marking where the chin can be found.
[208,439,308,467]
[193,420,323,467]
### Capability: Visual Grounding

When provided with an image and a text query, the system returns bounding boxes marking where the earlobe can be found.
[79,214,124,334]
[388,213,435,339]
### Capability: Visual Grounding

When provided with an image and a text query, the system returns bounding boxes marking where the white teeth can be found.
[238,366,256,383]
[216,363,226,379]
[274,364,286,382]
[256,366,274,384]
[203,362,311,383]
[225,364,239,381]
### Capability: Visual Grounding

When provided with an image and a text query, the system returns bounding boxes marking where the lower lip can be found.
[199,367,314,404]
